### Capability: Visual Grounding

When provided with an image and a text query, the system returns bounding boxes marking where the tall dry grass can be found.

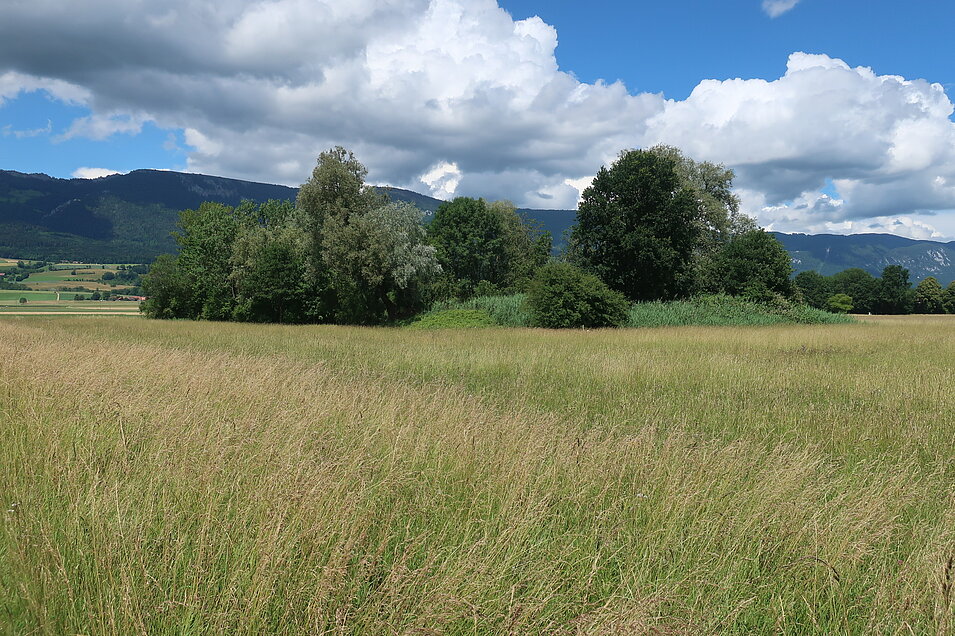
[1,316,954,633]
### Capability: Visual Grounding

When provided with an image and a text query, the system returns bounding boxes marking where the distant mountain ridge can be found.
[771,232,955,285]
[1,168,953,284]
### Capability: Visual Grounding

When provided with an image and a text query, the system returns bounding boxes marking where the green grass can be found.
[0,300,141,313]
[424,293,851,329]
[627,294,855,327]
[429,293,532,327]
[0,290,61,301]
[407,308,497,329]
[1,316,954,633]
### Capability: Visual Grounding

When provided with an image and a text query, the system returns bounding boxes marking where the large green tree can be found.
[830,268,878,314]
[571,148,705,301]
[874,265,914,314]
[945,280,955,314]
[172,201,250,320]
[701,229,794,300]
[296,146,386,316]
[140,253,190,319]
[913,276,946,313]
[794,270,834,310]
[229,221,310,324]
[650,145,755,249]
[428,197,547,297]
[323,202,441,324]
[143,200,297,321]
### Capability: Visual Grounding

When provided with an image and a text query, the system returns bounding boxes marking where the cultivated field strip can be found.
[1,317,954,633]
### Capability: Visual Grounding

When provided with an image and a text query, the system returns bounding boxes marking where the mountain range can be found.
[2,168,954,284]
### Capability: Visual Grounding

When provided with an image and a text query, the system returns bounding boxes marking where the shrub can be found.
[429,294,531,327]
[626,294,854,328]
[827,293,853,314]
[407,309,496,329]
[527,262,628,328]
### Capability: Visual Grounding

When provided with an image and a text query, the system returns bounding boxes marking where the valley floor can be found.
[1,317,954,633]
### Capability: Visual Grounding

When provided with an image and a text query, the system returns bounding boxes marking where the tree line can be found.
[795,267,955,314]
[141,146,811,327]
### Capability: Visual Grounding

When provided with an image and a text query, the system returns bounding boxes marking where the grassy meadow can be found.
[1,316,954,633]
[0,258,141,295]
[0,295,141,314]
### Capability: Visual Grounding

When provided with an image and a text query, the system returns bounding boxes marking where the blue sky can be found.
[500,1,954,100]
[2,0,955,239]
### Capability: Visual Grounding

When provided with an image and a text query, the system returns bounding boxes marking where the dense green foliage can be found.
[791,264,955,315]
[138,145,893,327]
[571,149,702,301]
[626,294,854,327]
[701,229,795,300]
[428,197,549,297]
[407,308,496,329]
[793,270,832,309]
[875,264,915,314]
[827,293,853,314]
[142,160,442,325]
[143,148,546,325]
[526,262,629,328]
[429,294,531,327]
[571,146,761,303]
[913,276,946,313]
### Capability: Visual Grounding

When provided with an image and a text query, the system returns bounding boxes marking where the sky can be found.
[2,0,955,239]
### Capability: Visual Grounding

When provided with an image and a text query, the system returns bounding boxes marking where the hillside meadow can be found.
[1,316,954,633]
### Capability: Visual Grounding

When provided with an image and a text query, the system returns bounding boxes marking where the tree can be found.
[874,265,914,314]
[701,229,794,300]
[18,297,26,304]
[913,276,946,313]
[572,149,703,301]
[945,281,955,314]
[648,145,755,249]
[527,262,629,329]
[827,293,853,314]
[322,202,441,324]
[296,147,387,320]
[830,268,878,314]
[229,223,310,324]
[794,271,833,310]
[140,254,190,319]
[172,202,249,320]
[428,197,546,297]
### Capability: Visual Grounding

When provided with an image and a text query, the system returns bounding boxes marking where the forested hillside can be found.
[3,168,954,285]
[774,232,955,285]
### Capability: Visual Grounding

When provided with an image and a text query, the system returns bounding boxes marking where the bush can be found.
[527,262,628,328]
[407,309,496,329]
[626,294,855,328]
[827,293,853,314]
[429,294,531,327]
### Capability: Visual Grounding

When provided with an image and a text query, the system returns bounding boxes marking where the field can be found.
[0,294,141,315]
[1,316,954,633]
[0,258,141,295]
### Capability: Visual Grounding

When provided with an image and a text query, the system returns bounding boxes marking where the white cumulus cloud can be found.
[0,1,954,238]
[644,52,955,238]
[71,167,123,179]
